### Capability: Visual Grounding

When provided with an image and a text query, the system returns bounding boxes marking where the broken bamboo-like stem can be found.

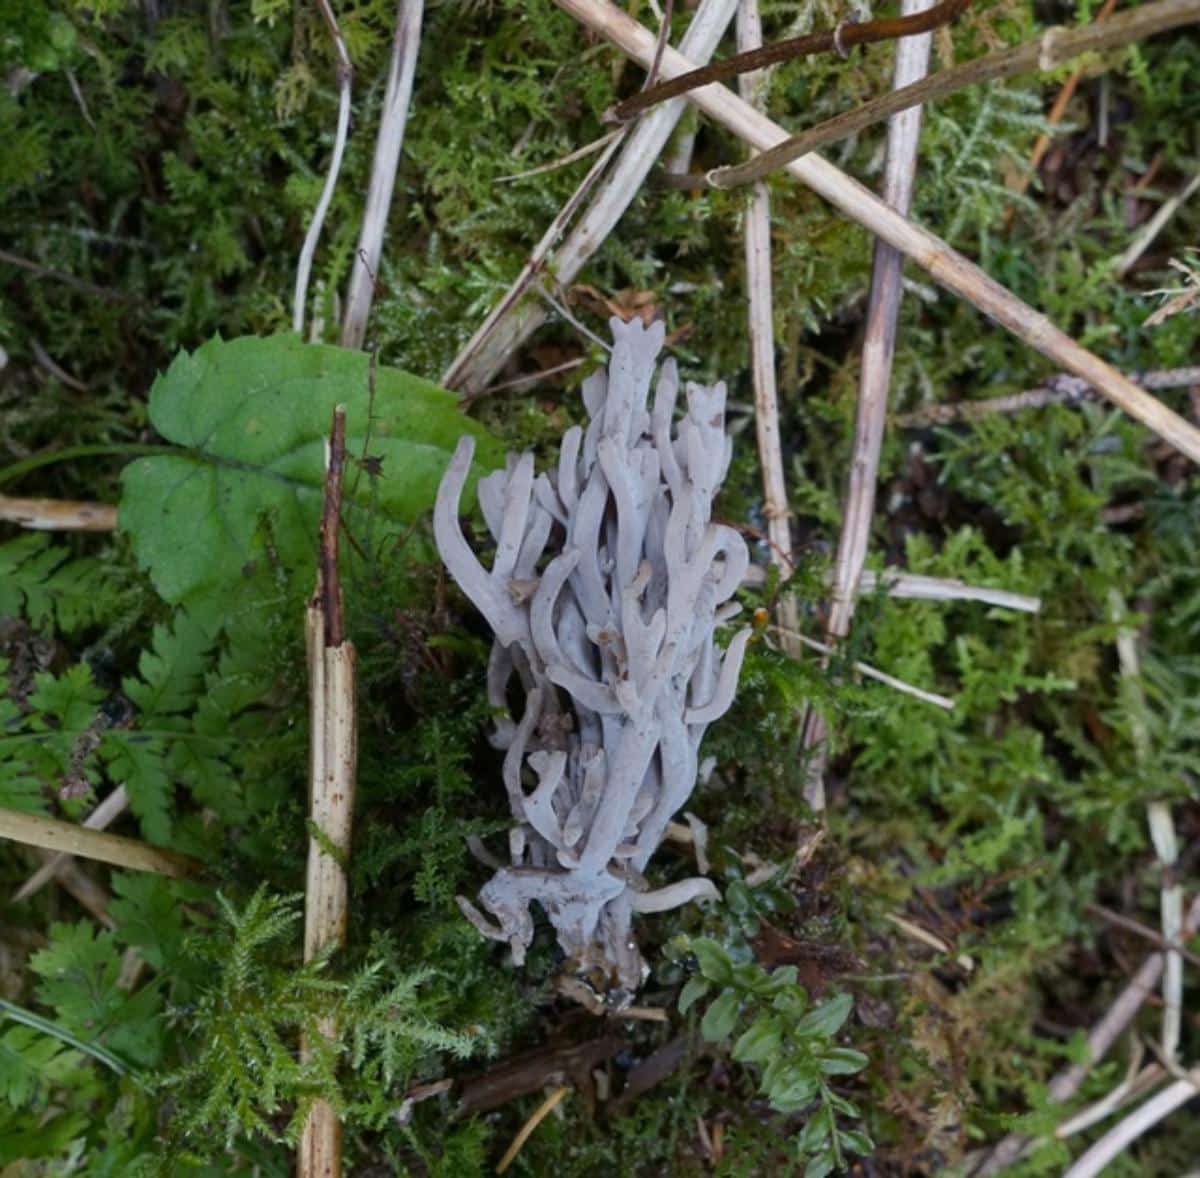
[705,0,1200,191]
[742,564,1041,612]
[548,0,1200,466]
[0,495,116,532]
[299,406,358,1178]
[0,804,197,878]
[341,0,424,348]
[1146,803,1183,1064]
[1112,168,1200,279]
[772,627,954,710]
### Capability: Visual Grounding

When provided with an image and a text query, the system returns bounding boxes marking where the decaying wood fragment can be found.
[436,319,747,999]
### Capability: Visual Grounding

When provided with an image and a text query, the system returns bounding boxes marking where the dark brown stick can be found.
[318,407,347,647]
[606,0,969,123]
[703,0,1200,189]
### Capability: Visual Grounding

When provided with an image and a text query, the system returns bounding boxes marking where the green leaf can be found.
[768,1070,818,1113]
[700,989,740,1042]
[123,613,213,716]
[731,961,765,991]
[819,1047,869,1075]
[731,1013,781,1064]
[691,937,733,985]
[793,992,854,1040]
[678,975,710,1016]
[840,1129,874,1156]
[757,964,800,997]
[0,1025,77,1109]
[804,1148,836,1178]
[119,334,503,629]
[795,1107,832,1152]
[109,874,202,980]
[29,923,163,1068]
[0,535,118,634]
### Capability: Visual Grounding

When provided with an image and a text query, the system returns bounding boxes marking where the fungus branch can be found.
[436,320,747,996]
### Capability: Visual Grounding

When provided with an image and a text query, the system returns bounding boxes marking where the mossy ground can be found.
[1,0,1198,1173]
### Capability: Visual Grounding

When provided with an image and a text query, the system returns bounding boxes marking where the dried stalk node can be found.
[436,318,749,1001]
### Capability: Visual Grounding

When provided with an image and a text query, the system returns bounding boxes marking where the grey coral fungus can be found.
[435,317,750,998]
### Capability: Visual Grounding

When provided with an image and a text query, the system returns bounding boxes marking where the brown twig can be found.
[700,0,1200,191]
[645,0,675,92]
[0,495,117,532]
[55,858,117,928]
[299,406,359,1178]
[894,366,1200,428]
[549,0,1200,465]
[0,805,198,878]
[606,0,968,122]
[341,0,424,348]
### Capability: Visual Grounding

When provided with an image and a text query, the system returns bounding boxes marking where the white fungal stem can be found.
[631,877,720,912]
